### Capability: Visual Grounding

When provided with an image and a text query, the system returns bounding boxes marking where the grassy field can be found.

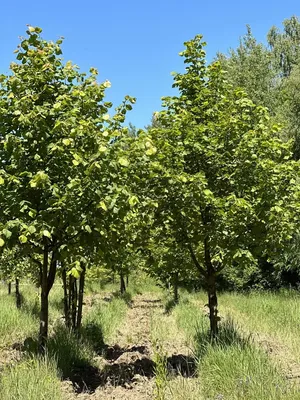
[0,281,300,399]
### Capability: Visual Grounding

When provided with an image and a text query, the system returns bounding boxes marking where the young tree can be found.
[146,232,197,303]
[149,35,299,337]
[0,26,135,349]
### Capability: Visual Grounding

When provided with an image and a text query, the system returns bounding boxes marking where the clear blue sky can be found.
[0,0,299,128]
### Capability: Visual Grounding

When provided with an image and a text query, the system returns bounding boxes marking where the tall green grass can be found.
[220,291,300,335]
[0,283,65,347]
[172,297,300,400]
[0,287,37,347]
[83,296,128,344]
[0,356,62,400]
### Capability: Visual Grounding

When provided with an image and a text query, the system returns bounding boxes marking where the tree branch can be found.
[187,241,207,276]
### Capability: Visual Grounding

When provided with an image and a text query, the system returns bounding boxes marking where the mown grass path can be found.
[72,292,198,400]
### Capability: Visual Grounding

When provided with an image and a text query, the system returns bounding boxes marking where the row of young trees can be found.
[1,19,300,344]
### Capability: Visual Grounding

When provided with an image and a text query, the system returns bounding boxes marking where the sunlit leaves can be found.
[19,235,27,244]
[42,230,51,239]
[118,157,129,167]
[29,172,50,188]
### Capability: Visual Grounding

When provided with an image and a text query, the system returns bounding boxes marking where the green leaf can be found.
[19,235,28,244]
[145,147,157,156]
[29,171,49,188]
[42,230,52,239]
[203,189,213,196]
[129,196,139,206]
[2,229,12,239]
[98,201,107,211]
[28,210,37,218]
[62,138,71,146]
[0,238,5,247]
[118,157,129,167]
[68,267,81,279]
[103,80,111,88]
[84,225,92,233]
[28,226,36,234]
[0,177,4,185]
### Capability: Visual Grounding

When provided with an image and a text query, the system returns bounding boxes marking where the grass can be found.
[153,343,168,400]
[172,293,300,400]
[83,295,128,344]
[85,273,163,296]
[47,325,94,378]
[1,282,300,399]
[0,286,37,347]
[0,356,62,400]
[0,283,65,348]
[0,281,130,399]
[218,290,300,363]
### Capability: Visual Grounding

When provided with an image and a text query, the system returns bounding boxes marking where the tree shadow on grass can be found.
[164,298,178,314]
[50,298,64,313]
[22,321,198,394]
[23,324,102,392]
[21,298,40,319]
[81,322,105,354]
[194,317,252,360]
[112,291,133,306]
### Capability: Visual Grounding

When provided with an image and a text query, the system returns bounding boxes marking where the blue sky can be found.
[0,0,300,128]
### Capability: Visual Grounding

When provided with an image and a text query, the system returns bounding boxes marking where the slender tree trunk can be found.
[68,275,73,327]
[69,276,77,330]
[39,242,49,352]
[204,237,219,338]
[62,265,70,329]
[8,282,11,295]
[76,264,86,334]
[120,272,126,294]
[39,240,58,352]
[173,272,179,304]
[126,274,129,287]
[207,269,218,337]
[15,278,21,309]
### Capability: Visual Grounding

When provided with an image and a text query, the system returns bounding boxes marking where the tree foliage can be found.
[147,35,299,335]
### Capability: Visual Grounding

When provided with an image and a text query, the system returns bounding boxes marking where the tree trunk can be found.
[62,265,71,329]
[15,278,21,309]
[173,272,179,304]
[76,264,86,334]
[204,237,219,338]
[38,241,58,352]
[126,274,129,287]
[68,274,73,327]
[186,236,218,336]
[70,276,78,331]
[39,242,49,352]
[207,269,218,337]
[8,282,11,295]
[120,272,126,294]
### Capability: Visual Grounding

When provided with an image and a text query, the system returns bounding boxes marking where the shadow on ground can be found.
[71,347,198,393]
[20,319,250,395]
[194,317,252,360]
